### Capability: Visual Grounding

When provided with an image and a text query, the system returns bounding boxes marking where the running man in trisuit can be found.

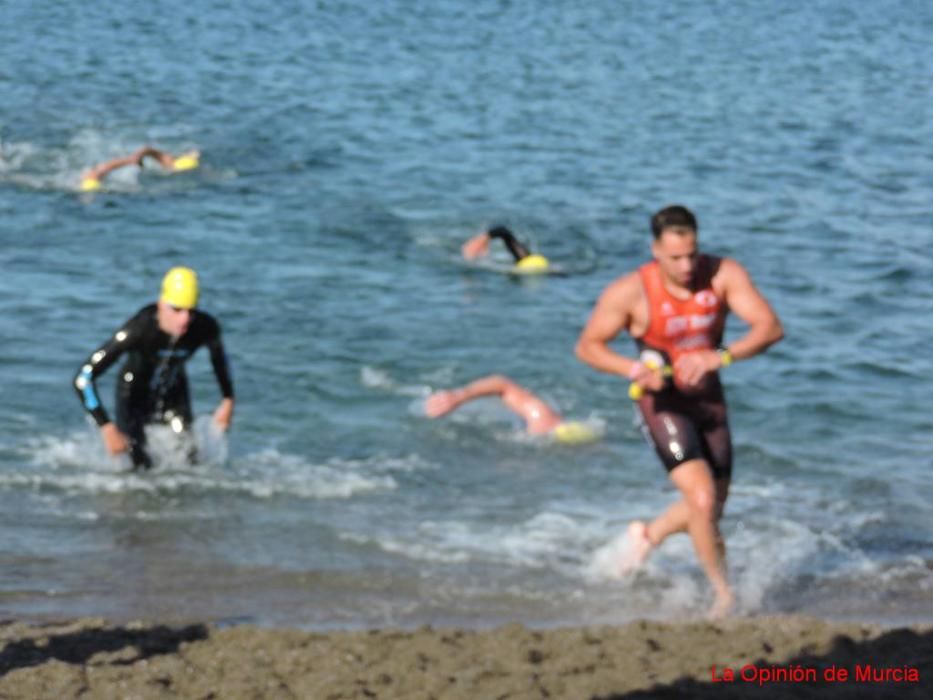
[73,267,234,469]
[461,226,551,274]
[576,205,783,618]
[80,145,199,192]
[426,375,598,444]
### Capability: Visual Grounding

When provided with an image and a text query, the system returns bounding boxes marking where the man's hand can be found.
[675,349,722,387]
[425,390,459,418]
[629,362,666,393]
[100,423,129,456]
[461,233,491,260]
[213,398,234,432]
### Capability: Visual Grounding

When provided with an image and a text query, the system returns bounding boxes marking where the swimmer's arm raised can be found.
[135,146,176,170]
[83,152,143,182]
[486,226,530,262]
[462,232,491,259]
[426,375,526,417]
[425,375,560,432]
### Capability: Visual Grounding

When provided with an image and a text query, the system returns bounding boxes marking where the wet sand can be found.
[0,615,928,698]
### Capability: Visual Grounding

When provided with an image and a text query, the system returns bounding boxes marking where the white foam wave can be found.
[0,133,213,193]
[586,528,634,582]
[342,532,472,564]
[15,432,410,501]
[360,366,431,398]
[236,449,399,499]
[362,511,599,571]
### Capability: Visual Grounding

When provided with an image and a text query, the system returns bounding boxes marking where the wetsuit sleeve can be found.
[487,226,531,262]
[72,312,142,426]
[206,325,235,399]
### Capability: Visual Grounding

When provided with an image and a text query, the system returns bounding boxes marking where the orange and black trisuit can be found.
[634,256,732,478]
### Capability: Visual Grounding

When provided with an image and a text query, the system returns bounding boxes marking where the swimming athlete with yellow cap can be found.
[461,226,551,274]
[425,375,598,444]
[576,204,784,618]
[73,267,234,470]
[79,145,200,192]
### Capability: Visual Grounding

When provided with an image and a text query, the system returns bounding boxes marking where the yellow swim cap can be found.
[160,267,199,309]
[80,177,102,192]
[552,421,599,445]
[172,152,200,172]
[513,254,550,274]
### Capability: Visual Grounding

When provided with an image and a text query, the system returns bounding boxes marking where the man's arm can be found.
[486,226,530,262]
[73,316,138,454]
[674,259,784,386]
[461,227,531,262]
[426,375,513,417]
[83,152,143,182]
[425,375,561,433]
[462,232,491,259]
[135,146,176,170]
[576,274,666,392]
[576,274,643,377]
[719,258,784,360]
[207,330,235,431]
[73,328,131,427]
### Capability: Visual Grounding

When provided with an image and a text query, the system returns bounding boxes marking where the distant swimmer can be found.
[73,267,234,470]
[80,145,199,192]
[425,374,598,444]
[576,205,783,618]
[461,226,551,274]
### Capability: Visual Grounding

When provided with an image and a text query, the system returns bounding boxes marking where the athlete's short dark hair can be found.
[651,205,698,239]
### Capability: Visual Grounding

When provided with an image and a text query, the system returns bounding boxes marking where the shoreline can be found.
[1,614,928,698]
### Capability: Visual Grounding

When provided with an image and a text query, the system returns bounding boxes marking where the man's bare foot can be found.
[618,520,653,575]
[707,588,735,620]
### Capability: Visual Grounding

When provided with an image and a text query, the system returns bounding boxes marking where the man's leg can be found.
[644,475,730,546]
[668,459,733,618]
[115,383,153,470]
[632,405,732,558]
[117,409,152,470]
[161,374,198,465]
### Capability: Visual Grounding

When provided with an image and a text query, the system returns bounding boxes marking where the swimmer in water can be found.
[461,226,551,274]
[80,145,199,192]
[425,375,597,444]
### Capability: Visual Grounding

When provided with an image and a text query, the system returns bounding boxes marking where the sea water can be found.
[1,0,931,628]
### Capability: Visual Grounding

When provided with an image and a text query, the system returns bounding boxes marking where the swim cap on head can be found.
[80,177,102,192]
[160,266,199,309]
[172,152,199,172]
[552,421,599,445]
[513,254,550,274]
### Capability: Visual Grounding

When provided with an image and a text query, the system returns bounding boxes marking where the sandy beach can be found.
[0,615,928,699]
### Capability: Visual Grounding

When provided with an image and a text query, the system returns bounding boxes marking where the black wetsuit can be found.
[73,304,234,469]
[487,226,531,262]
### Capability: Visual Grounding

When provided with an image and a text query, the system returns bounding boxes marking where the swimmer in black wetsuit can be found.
[73,267,234,470]
[461,226,550,273]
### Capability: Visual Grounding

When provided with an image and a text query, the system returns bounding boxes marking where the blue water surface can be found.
[1,0,931,628]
